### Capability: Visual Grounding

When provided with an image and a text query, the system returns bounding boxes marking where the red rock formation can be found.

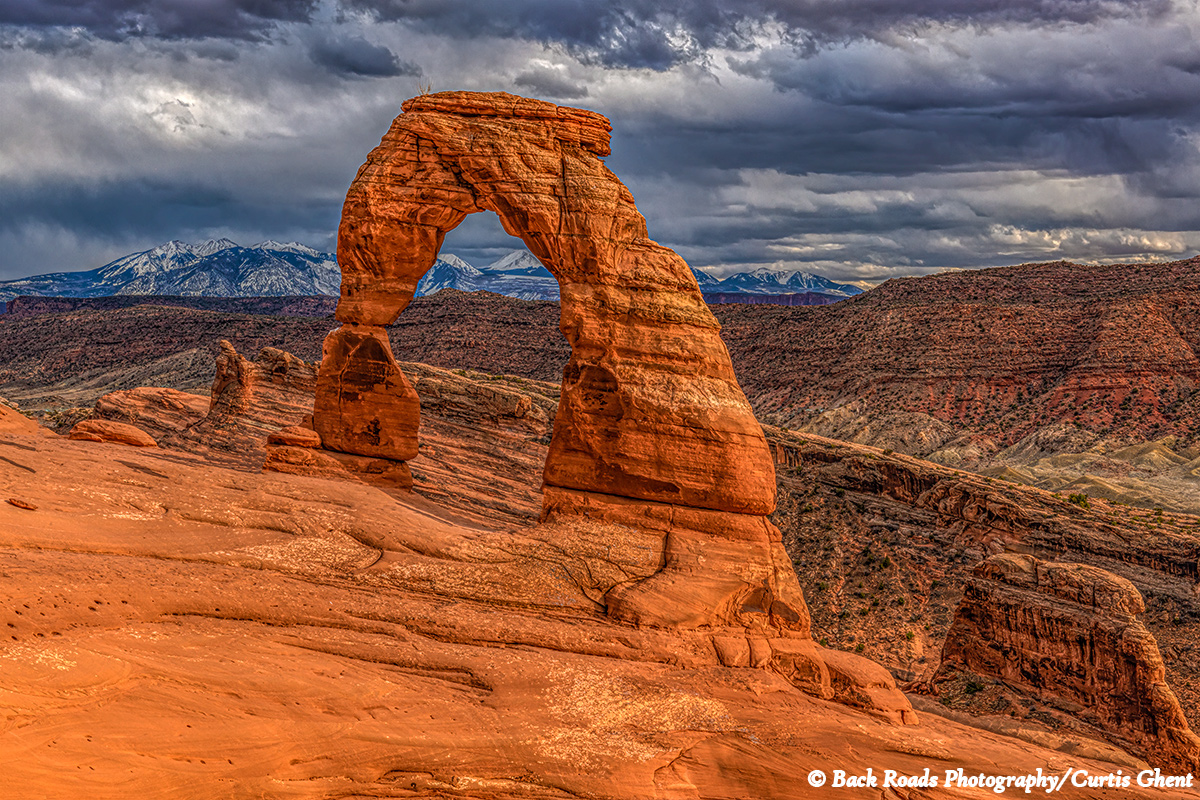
[180,341,317,462]
[263,444,413,489]
[3,431,1183,798]
[69,419,157,447]
[304,91,912,721]
[316,91,774,516]
[312,325,418,461]
[938,553,1200,772]
[266,425,321,448]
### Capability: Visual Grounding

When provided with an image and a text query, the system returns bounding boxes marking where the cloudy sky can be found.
[2,0,1199,282]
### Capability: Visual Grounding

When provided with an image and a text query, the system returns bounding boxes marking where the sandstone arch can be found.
[309,91,915,722]
[314,91,775,516]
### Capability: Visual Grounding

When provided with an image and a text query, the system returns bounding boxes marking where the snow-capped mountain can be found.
[0,240,865,306]
[690,267,720,288]
[484,251,551,277]
[414,254,485,296]
[414,251,558,301]
[412,251,863,303]
[703,267,863,297]
[0,239,340,301]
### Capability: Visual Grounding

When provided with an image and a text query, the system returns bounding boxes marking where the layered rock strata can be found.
[184,341,318,462]
[938,553,1200,772]
[93,386,210,442]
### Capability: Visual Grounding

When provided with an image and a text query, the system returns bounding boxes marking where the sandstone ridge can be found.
[938,553,1200,773]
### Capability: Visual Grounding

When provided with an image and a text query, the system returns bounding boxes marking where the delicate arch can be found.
[314,92,775,516]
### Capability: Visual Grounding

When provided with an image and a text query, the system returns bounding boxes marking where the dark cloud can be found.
[310,34,419,77]
[343,0,1168,69]
[0,177,334,240]
[0,0,1197,282]
[513,67,588,99]
[0,0,316,41]
[0,173,344,275]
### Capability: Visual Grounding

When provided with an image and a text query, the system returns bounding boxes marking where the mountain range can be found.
[0,239,864,304]
[0,239,341,302]
[415,254,864,302]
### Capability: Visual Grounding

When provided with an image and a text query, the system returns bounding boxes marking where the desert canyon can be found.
[2,92,1199,798]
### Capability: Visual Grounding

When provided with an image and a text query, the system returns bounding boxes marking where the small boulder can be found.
[69,419,157,448]
[267,426,322,448]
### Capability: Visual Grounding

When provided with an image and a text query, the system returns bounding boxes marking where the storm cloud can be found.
[309,34,419,77]
[1,0,1198,282]
[0,0,317,41]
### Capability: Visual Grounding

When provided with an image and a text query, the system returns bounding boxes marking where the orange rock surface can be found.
[1,426,1193,799]
[313,324,419,461]
[266,425,322,448]
[315,91,774,516]
[68,418,157,447]
[0,399,48,437]
[94,386,211,440]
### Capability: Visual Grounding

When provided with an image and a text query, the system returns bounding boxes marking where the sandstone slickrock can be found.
[1,425,1191,798]
[266,425,322,448]
[262,444,414,490]
[94,386,211,440]
[68,418,157,447]
[937,554,1200,773]
[0,398,46,437]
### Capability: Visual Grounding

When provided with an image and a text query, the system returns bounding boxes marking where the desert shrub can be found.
[1067,493,1091,509]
